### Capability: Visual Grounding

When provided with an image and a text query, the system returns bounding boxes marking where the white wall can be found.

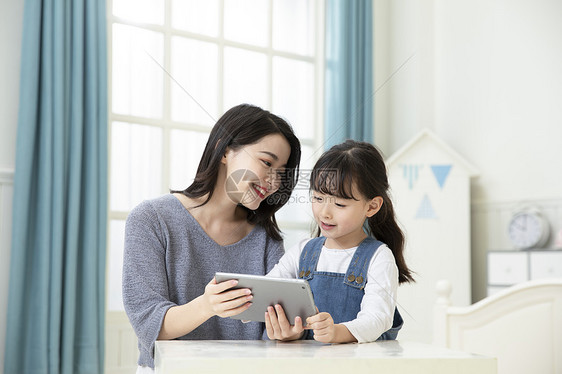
[381,0,562,207]
[375,0,422,157]
[0,0,24,370]
[0,1,23,169]
[433,0,562,203]
[377,0,562,309]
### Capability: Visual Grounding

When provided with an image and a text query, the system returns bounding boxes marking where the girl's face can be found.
[222,133,291,210]
[311,184,382,249]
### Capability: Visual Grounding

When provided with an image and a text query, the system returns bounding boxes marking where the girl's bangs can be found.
[311,165,358,200]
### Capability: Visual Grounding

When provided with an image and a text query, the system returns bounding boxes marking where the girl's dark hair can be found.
[172,104,301,241]
[311,140,414,283]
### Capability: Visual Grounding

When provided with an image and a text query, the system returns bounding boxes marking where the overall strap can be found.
[298,237,325,281]
[344,236,384,290]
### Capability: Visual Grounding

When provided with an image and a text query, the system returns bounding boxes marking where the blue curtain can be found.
[4,0,107,373]
[324,0,373,150]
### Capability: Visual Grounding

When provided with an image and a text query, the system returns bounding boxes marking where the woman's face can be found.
[222,133,291,210]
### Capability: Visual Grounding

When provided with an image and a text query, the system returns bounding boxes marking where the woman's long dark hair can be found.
[311,140,414,283]
[172,104,301,241]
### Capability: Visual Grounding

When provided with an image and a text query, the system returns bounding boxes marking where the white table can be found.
[155,340,496,374]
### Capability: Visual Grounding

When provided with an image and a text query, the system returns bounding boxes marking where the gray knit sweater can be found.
[122,194,284,368]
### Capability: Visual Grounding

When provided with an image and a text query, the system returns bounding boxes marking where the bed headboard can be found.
[433,278,562,374]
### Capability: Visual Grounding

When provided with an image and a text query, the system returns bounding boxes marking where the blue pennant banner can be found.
[402,164,422,190]
[415,194,438,219]
[430,164,452,190]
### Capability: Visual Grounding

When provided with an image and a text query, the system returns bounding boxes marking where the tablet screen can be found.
[215,272,317,325]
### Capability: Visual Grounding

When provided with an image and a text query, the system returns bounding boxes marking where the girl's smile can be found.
[320,221,336,231]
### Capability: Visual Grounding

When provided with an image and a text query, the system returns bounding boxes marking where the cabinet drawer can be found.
[530,252,562,279]
[488,252,528,285]
[487,286,509,296]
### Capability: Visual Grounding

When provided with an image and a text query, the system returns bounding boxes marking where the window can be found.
[107,0,324,312]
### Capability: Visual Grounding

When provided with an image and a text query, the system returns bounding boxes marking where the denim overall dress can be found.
[298,236,403,340]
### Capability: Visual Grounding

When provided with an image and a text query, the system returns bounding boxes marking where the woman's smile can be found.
[252,183,268,199]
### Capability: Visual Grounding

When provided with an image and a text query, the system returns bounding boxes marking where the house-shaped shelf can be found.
[384,129,478,343]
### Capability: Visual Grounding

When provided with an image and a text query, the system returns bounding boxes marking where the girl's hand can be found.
[201,277,253,318]
[264,304,304,341]
[305,312,336,343]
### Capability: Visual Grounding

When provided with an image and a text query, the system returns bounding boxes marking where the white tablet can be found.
[215,272,317,325]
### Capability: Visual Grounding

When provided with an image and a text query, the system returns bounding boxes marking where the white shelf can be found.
[487,249,562,295]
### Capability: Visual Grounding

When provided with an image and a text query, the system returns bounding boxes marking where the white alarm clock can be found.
[507,208,550,249]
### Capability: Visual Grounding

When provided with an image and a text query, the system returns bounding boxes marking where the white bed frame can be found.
[433,279,562,374]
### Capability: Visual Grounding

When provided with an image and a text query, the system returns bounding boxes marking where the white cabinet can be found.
[487,250,562,295]
[530,252,562,279]
[488,252,528,286]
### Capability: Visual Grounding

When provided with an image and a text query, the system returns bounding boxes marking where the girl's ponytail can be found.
[367,196,414,284]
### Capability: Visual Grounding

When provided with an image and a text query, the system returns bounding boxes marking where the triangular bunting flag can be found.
[415,194,438,219]
[430,164,452,190]
[401,164,422,190]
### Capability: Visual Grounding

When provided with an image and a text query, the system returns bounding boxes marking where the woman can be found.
[122,104,301,371]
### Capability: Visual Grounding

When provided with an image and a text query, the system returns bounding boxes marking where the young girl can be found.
[122,104,301,372]
[265,139,414,343]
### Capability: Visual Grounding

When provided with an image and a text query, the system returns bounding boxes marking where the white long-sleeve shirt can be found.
[267,238,399,342]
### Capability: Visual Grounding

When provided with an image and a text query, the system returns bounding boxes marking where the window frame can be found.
[106,0,325,313]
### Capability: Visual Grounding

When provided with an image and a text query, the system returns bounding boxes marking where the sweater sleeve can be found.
[122,201,176,366]
[264,236,285,273]
[266,238,310,278]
